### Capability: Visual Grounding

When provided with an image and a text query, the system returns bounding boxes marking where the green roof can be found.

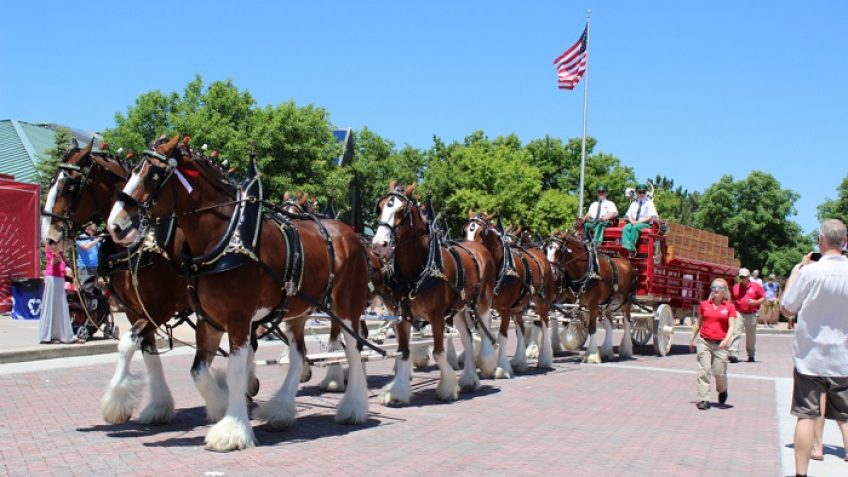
[0,120,101,183]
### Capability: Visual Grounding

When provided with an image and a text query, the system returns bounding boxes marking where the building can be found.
[0,119,101,183]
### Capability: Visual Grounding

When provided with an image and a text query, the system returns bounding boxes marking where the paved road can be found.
[0,328,844,476]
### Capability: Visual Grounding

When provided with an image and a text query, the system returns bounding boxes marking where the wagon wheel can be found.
[630,316,652,346]
[653,304,674,356]
[561,319,588,351]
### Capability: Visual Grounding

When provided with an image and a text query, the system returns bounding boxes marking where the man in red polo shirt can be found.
[728,268,765,363]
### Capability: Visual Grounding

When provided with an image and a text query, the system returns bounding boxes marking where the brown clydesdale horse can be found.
[371,182,496,405]
[107,135,371,451]
[545,231,637,362]
[463,212,556,377]
[41,140,204,425]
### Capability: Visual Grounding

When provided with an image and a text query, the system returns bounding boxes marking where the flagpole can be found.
[577,10,591,217]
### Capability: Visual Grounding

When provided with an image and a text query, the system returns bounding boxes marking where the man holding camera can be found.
[582,185,618,246]
[780,219,848,477]
[728,267,765,363]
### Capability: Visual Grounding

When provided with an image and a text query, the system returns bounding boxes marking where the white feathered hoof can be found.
[446,339,460,370]
[100,374,145,425]
[254,400,297,431]
[458,368,481,392]
[435,379,460,402]
[204,416,256,452]
[525,342,540,360]
[319,364,347,393]
[137,398,175,425]
[584,351,602,364]
[380,386,411,407]
[495,366,514,379]
[411,344,430,370]
[335,389,369,424]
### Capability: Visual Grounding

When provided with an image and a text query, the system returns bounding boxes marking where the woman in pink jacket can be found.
[37,247,76,344]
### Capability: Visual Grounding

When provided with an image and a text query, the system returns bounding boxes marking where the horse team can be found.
[42,135,638,452]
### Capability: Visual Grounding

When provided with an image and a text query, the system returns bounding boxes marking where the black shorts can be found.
[791,369,848,421]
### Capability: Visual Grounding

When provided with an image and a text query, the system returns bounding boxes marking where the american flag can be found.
[553,26,588,90]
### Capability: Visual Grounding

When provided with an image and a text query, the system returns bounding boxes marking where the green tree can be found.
[102,76,345,209]
[651,175,700,226]
[350,128,426,228]
[694,171,804,275]
[36,127,74,204]
[817,174,848,225]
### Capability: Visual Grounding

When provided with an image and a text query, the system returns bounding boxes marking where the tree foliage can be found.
[650,174,700,226]
[36,127,74,204]
[817,174,848,225]
[694,171,804,275]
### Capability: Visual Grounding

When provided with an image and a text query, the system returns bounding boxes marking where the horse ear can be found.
[79,139,94,160]
[388,180,397,192]
[70,138,79,150]
[483,212,493,221]
[404,183,417,197]
[160,134,181,155]
[468,208,474,219]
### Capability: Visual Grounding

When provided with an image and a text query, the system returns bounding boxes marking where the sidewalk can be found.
[0,312,388,364]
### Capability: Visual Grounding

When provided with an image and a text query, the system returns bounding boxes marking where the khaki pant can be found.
[697,337,728,401]
[729,311,757,360]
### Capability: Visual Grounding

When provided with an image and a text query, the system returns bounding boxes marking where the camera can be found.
[810,252,822,261]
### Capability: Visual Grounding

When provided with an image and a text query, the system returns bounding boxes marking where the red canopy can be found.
[0,178,41,313]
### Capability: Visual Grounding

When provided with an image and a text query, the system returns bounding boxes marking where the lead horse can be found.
[545,231,637,362]
[108,135,371,451]
[372,183,496,404]
[41,140,202,425]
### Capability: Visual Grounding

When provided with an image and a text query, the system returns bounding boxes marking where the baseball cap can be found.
[738,268,751,278]
[636,183,647,192]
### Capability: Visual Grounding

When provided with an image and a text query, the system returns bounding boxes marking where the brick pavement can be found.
[0,329,840,476]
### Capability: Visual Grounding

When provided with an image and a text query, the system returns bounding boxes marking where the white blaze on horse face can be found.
[465,223,477,242]
[107,169,143,243]
[546,242,559,263]
[42,172,63,244]
[371,196,404,255]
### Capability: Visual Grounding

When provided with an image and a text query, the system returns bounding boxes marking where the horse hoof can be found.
[435,384,460,402]
[204,416,256,452]
[495,367,514,379]
[584,353,602,364]
[380,391,410,407]
[248,377,260,398]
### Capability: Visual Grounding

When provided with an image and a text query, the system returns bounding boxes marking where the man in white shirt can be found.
[582,185,618,246]
[751,269,763,287]
[621,183,658,254]
[780,219,848,477]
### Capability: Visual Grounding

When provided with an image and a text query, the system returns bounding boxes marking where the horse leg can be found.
[433,317,460,401]
[191,321,228,422]
[410,325,431,370]
[204,322,257,452]
[320,321,346,392]
[100,318,147,424]
[600,311,615,361]
[335,317,369,424]
[381,318,412,406]
[445,319,460,370]
[255,317,306,429]
[495,310,515,379]
[584,307,602,364]
[550,314,564,353]
[297,331,313,383]
[537,309,554,368]
[525,321,540,359]
[247,340,260,398]
[510,315,529,372]
[619,303,634,359]
[455,311,481,391]
[137,331,175,425]
[475,309,497,379]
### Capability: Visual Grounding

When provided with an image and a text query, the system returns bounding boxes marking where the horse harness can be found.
[550,237,623,305]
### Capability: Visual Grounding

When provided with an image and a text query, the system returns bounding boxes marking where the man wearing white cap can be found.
[728,267,765,363]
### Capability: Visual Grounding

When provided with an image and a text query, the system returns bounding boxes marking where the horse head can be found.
[371,181,419,258]
[107,134,188,244]
[42,139,127,252]
[463,210,494,243]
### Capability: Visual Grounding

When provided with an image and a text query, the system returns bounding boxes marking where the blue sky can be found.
[1,1,845,233]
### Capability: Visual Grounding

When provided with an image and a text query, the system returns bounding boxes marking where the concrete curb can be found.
[0,338,175,365]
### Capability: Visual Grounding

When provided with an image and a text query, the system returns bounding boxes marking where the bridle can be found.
[42,155,128,232]
[117,149,180,211]
[374,191,415,241]
[464,216,491,241]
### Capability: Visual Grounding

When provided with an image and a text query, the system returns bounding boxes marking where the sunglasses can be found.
[710,286,726,291]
